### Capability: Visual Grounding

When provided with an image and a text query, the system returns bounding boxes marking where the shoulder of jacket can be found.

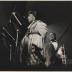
[36,20,47,26]
[36,20,44,23]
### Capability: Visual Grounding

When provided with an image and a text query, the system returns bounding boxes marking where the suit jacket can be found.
[21,20,49,65]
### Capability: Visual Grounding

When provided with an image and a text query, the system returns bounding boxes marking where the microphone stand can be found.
[3,11,23,64]
[10,44,12,63]
[12,12,22,64]
[16,29,19,47]
[2,26,15,63]
[15,29,19,64]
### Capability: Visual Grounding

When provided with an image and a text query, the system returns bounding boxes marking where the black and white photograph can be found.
[0,1,72,71]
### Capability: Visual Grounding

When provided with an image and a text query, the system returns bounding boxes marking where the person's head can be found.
[27,10,37,23]
[49,32,56,41]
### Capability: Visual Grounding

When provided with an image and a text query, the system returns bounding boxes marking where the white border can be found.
[0,71,72,72]
[0,0,71,71]
[0,0,71,1]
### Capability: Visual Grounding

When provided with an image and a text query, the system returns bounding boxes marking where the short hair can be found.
[27,10,37,17]
[50,32,56,40]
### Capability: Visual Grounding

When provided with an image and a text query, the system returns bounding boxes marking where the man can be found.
[49,32,58,51]
[20,10,50,66]
[49,32,62,65]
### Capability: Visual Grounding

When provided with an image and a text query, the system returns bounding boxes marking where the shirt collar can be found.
[28,20,36,29]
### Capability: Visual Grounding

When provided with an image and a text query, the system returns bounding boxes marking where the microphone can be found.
[2,26,15,41]
[1,32,6,38]
[12,12,22,26]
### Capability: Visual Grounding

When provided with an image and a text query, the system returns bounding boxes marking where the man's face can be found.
[49,33,55,41]
[27,14,35,23]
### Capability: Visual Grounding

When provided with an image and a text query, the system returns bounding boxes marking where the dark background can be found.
[0,1,72,70]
